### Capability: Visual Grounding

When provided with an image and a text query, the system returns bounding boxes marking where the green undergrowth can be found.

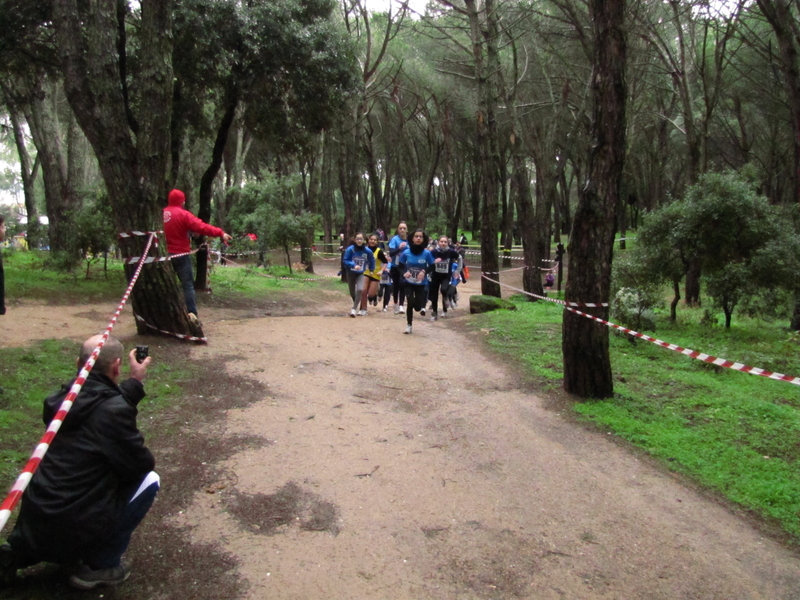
[2,249,336,304]
[209,263,339,297]
[0,339,194,487]
[473,296,800,542]
[3,250,128,303]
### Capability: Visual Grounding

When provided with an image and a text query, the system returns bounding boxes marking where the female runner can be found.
[361,232,390,313]
[398,229,435,334]
[342,232,375,317]
[428,235,462,321]
[388,221,409,314]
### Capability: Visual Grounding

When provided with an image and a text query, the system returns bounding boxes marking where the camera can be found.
[135,346,149,364]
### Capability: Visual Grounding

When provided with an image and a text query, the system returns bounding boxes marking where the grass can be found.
[0,338,198,486]
[473,296,800,541]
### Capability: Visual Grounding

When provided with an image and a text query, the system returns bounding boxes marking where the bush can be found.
[611,287,657,332]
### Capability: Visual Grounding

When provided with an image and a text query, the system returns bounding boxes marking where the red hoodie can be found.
[163,189,225,254]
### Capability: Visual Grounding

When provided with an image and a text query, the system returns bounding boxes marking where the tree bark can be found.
[2,90,42,248]
[52,0,202,340]
[562,0,627,399]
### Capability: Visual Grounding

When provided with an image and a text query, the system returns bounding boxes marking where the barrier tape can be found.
[481,274,607,308]
[564,305,800,386]
[125,246,203,265]
[118,230,163,238]
[214,254,335,281]
[0,233,157,532]
[482,273,800,387]
[134,314,207,343]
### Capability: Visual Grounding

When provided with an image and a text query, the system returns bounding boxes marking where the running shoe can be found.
[394,305,400,314]
[431,312,438,322]
[404,325,412,334]
[420,308,426,317]
[359,309,367,316]
[399,305,406,314]
[349,309,357,318]
[382,307,388,312]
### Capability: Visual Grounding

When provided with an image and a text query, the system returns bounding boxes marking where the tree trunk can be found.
[23,76,80,254]
[464,0,500,297]
[685,260,701,306]
[562,0,627,399]
[757,0,800,205]
[53,0,202,339]
[3,94,42,248]
[670,277,681,322]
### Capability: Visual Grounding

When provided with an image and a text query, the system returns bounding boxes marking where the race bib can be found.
[407,266,423,280]
[354,256,366,270]
[435,260,450,273]
[380,271,391,284]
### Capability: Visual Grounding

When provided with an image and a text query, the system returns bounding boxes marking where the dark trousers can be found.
[428,275,450,314]
[390,266,406,306]
[83,473,160,569]
[405,285,427,325]
[172,255,198,316]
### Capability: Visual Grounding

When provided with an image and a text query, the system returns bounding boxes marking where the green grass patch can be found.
[473,297,800,541]
[4,249,129,303]
[0,339,197,486]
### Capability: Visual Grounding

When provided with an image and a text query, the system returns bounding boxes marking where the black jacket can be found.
[9,372,154,564]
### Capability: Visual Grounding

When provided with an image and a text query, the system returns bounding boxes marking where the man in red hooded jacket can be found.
[163,189,232,322]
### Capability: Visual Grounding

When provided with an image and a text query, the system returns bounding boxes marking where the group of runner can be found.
[341,222,466,334]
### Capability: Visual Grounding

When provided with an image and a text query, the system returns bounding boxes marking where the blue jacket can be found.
[398,247,435,286]
[388,234,409,259]
[343,244,375,273]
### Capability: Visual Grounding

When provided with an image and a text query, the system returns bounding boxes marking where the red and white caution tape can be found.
[564,305,800,386]
[124,246,203,265]
[118,230,163,238]
[134,314,207,343]
[482,273,800,387]
[0,233,157,532]
[481,274,607,308]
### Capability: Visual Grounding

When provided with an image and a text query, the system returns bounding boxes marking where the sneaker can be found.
[398,305,406,314]
[431,312,438,322]
[349,309,357,318]
[359,309,368,316]
[382,307,388,312]
[69,562,131,590]
[441,311,447,318]
[404,325,412,334]
[1,544,18,588]
[420,308,426,317]
[394,305,400,314]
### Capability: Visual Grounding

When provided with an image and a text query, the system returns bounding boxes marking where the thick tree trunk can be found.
[53,0,201,339]
[464,0,500,297]
[562,0,627,399]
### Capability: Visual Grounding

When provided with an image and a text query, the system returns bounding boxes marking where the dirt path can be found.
[3,269,800,599]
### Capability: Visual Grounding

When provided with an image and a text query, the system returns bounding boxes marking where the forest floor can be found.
[2,261,800,600]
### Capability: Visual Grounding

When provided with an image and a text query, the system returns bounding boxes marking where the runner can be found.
[398,229,435,334]
[388,221,409,315]
[380,261,393,312]
[428,235,462,321]
[342,232,375,317]
[361,233,390,313]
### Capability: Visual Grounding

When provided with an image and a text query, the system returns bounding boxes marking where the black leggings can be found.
[428,275,450,314]
[405,285,427,325]
[390,266,406,306]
